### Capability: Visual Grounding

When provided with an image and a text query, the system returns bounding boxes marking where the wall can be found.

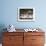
[0,0,46,29]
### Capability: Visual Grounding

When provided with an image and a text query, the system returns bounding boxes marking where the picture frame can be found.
[18,7,35,21]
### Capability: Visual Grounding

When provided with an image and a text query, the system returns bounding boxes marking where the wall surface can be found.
[0,0,46,43]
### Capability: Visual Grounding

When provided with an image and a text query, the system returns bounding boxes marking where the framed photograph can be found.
[18,7,35,21]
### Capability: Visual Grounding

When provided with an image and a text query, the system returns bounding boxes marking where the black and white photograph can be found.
[18,7,35,21]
